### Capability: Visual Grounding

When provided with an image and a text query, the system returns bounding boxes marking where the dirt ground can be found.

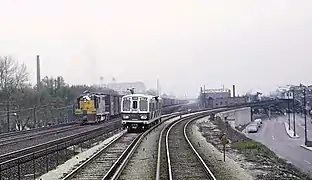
[197,117,312,180]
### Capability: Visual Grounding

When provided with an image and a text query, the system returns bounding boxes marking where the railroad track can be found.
[62,133,138,180]
[0,124,80,146]
[0,121,77,139]
[0,118,122,156]
[0,107,230,179]
[156,113,216,180]
[0,119,122,163]
[62,114,178,180]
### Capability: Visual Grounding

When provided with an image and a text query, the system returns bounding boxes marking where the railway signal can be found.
[220,133,228,162]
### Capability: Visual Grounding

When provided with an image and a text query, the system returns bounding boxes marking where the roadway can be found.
[244,114,312,175]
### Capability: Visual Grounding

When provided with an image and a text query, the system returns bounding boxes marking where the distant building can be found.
[107,81,147,94]
[200,86,246,108]
[201,88,231,99]
[203,96,247,109]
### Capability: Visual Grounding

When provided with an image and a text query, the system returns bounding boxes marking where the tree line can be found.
[0,56,118,132]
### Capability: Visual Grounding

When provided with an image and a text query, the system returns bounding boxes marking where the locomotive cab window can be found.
[77,97,81,108]
[94,97,99,108]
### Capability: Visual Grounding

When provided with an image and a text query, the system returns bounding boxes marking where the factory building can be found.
[200,85,247,108]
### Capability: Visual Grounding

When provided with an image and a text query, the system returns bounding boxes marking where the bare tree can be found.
[0,56,28,99]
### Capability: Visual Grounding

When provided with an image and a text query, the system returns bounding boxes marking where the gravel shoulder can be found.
[188,117,253,180]
[195,116,312,180]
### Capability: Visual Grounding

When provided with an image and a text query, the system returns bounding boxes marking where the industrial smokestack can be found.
[232,85,236,97]
[36,55,41,92]
[156,79,160,96]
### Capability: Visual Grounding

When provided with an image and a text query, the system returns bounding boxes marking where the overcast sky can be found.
[0,0,311,98]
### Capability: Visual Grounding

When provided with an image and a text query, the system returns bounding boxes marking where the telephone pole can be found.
[293,89,296,136]
[35,55,41,128]
[304,88,308,145]
[288,92,290,130]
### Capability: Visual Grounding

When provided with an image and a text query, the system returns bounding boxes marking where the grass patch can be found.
[232,139,261,150]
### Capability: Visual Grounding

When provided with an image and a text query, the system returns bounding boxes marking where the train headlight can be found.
[123,115,129,119]
[140,115,147,120]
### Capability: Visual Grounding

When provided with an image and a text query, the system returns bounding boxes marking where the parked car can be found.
[254,119,262,127]
[247,124,258,133]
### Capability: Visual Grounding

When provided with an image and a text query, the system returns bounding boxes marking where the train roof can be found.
[122,93,162,100]
[79,91,122,97]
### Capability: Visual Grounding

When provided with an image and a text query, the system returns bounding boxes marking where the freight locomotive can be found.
[74,91,122,124]
[74,90,187,125]
[121,94,162,132]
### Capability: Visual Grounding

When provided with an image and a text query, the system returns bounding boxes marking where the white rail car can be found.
[121,94,162,132]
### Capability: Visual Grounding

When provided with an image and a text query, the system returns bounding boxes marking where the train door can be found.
[97,95,106,121]
[110,95,114,116]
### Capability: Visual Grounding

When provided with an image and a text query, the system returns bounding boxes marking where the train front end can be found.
[74,94,97,124]
[121,94,161,132]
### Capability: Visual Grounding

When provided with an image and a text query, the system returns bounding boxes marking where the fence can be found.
[0,104,75,133]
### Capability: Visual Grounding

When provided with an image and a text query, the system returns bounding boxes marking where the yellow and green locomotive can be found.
[74,91,121,124]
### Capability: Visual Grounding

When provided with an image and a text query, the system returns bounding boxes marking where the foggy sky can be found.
[0,0,311,98]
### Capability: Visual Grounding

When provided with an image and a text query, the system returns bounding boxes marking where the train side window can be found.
[151,102,154,111]
[139,99,148,111]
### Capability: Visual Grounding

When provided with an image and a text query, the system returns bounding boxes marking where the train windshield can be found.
[123,99,131,111]
[139,99,148,111]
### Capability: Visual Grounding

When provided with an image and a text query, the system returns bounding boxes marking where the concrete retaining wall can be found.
[216,107,251,128]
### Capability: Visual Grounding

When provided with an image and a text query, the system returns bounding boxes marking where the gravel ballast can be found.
[118,116,181,180]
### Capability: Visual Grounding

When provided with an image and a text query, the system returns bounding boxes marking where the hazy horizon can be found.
[1,0,311,98]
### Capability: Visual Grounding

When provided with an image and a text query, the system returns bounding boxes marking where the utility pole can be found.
[36,55,41,128]
[293,89,296,137]
[6,101,10,132]
[304,88,307,145]
[288,92,290,130]
[203,85,206,108]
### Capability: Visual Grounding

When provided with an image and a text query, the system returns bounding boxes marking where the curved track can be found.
[62,115,178,180]
[157,114,216,180]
